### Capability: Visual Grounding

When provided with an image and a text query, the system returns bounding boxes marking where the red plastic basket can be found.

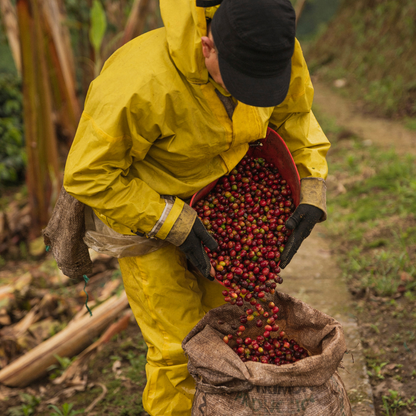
[190,128,300,286]
[190,128,300,207]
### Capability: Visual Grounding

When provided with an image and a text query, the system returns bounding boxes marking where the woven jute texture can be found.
[182,291,352,416]
[43,187,92,279]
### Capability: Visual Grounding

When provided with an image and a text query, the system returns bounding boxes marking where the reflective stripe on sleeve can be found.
[147,196,175,238]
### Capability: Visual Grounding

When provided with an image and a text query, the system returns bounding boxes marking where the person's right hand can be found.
[178,217,218,280]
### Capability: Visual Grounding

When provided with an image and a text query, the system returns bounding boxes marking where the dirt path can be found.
[312,78,416,155]
[278,80,416,415]
[283,81,416,415]
[281,225,375,416]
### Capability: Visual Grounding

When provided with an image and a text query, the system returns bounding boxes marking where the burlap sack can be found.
[43,187,92,279]
[182,291,352,416]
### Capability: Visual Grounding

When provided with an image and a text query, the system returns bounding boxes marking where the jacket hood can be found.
[160,0,211,84]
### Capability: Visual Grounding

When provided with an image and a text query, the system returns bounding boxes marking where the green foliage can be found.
[0,25,17,74]
[335,150,416,221]
[63,0,138,96]
[364,76,407,117]
[90,0,107,54]
[405,117,416,131]
[124,349,147,384]
[63,0,92,63]
[0,44,16,74]
[47,354,77,380]
[307,0,416,118]
[48,403,84,416]
[318,111,416,297]
[295,0,342,40]
[0,74,25,187]
[367,360,388,380]
[117,338,148,385]
[381,390,416,416]
[7,394,40,416]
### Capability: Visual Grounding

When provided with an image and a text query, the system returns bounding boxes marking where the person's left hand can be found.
[279,204,323,269]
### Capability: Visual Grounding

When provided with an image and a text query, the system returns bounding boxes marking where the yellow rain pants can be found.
[118,244,225,415]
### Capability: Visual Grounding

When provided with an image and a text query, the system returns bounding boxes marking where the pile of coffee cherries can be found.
[194,155,309,365]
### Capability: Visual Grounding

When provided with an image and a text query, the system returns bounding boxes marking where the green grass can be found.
[404,118,416,131]
[318,112,416,297]
[48,403,83,416]
[7,394,40,416]
[0,43,17,75]
[367,360,388,380]
[381,390,416,416]
[306,0,416,119]
[83,332,148,415]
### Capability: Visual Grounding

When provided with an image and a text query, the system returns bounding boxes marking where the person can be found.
[63,0,330,414]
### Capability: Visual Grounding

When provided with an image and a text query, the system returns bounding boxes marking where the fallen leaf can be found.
[397,284,406,293]
[400,271,413,282]
[373,379,403,397]
[112,360,122,374]
[0,385,21,400]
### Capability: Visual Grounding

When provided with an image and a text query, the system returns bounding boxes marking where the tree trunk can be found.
[17,0,61,237]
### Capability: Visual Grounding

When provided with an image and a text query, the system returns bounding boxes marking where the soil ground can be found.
[2,79,416,415]
[312,78,416,156]
[280,226,375,416]
[310,79,416,416]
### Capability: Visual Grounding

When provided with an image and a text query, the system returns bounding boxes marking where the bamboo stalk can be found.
[0,293,129,387]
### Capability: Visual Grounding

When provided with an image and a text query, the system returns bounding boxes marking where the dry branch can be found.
[0,204,30,255]
[85,383,107,413]
[54,310,132,385]
[0,292,128,387]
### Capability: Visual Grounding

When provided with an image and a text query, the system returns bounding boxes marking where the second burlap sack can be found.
[182,291,352,416]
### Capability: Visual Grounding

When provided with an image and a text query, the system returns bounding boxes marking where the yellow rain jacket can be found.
[64,1,330,245]
[64,2,330,414]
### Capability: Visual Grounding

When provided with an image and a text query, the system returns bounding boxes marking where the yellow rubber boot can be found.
[118,244,224,416]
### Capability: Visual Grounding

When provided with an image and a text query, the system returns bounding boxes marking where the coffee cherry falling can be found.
[194,155,309,365]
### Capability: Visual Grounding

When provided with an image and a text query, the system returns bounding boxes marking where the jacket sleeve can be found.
[272,109,330,180]
[268,40,330,219]
[268,39,330,180]
[63,78,195,244]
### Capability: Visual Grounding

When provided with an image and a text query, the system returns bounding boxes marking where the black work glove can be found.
[179,217,218,280]
[280,204,323,269]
